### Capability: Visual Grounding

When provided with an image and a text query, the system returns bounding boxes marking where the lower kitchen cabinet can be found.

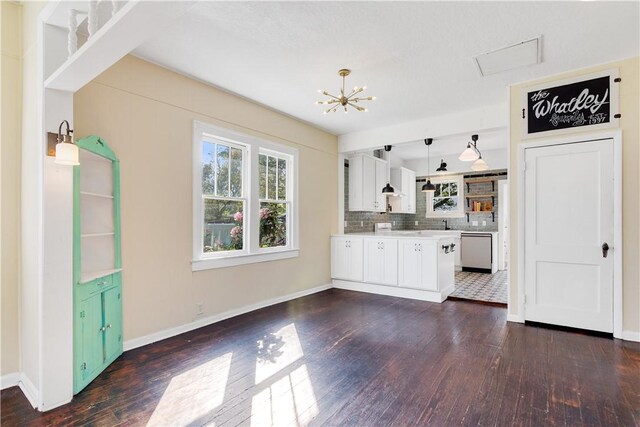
[331,237,363,282]
[398,239,438,290]
[364,238,398,286]
[331,234,456,303]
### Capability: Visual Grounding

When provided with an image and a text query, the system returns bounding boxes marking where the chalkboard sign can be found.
[523,70,619,137]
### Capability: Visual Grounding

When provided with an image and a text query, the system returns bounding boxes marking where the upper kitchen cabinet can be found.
[348,154,387,212]
[389,167,416,214]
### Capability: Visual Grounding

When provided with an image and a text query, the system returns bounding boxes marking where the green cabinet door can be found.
[79,293,104,384]
[103,286,122,362]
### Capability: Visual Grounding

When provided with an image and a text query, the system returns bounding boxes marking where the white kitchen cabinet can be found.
[348,154,387,212]
[331,237,363,281]
[389,167,416,213]
[398,239,438,290]
[364,238,398,286]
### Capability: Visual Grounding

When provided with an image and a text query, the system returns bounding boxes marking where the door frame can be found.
[517,130,622,338]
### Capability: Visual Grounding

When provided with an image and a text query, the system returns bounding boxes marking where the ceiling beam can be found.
[337,102,507,153]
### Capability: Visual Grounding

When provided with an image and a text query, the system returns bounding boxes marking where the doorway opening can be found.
[449,171,509,306]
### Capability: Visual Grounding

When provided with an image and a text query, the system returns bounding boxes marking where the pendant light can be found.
[381,145,401,197]
[471,156,489,171]
[422,138,436,193]
[436,159,448,172]
[458,134,480,162]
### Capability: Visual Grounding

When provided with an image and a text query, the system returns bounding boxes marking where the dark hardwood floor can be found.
[2,289,639,426]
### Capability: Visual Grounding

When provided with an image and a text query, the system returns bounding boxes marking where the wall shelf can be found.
[466,194,495,207]
[466,178,496,192]
[81,232,115,238]
[80,191,114,199]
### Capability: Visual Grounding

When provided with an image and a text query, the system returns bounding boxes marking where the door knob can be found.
[602,242,610,258]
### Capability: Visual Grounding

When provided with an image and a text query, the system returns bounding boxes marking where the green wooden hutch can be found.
[73,135,123,394]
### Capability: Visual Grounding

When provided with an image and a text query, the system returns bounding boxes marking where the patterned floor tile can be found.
[451,270,507,304]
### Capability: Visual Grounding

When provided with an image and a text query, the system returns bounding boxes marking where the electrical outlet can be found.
[472,220,478,226]
[482,221,487,226]
[360,221,364,227]
[344,221,347,228]
[196,303,204,316]
[393,221,396,226]
[415,221,419,226]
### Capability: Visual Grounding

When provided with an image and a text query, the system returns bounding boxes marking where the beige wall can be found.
[74,55,338,342]
[1,0,23,377]
[508,57,640,335]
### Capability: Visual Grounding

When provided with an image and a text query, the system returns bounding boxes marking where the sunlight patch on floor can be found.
[255,323,304,385]
[250,364,319,427]
[147,352,233,426]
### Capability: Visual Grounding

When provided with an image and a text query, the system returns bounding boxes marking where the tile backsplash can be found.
[344,160,507,233]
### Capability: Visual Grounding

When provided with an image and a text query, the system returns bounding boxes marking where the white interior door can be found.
[524,138,614,333]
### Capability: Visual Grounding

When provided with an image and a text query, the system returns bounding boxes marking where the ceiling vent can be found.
[474,36,542,76]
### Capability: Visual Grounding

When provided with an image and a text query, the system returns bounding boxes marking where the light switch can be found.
[472,220,478,226]
[482,221,487,226]
[415,221,419,226]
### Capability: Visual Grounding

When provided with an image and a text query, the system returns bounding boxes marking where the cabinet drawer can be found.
[76,274,113,300]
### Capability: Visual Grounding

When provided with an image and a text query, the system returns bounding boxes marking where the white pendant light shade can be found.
[55,141,80,166]
[459,144,480,162]
[471,157,489,171]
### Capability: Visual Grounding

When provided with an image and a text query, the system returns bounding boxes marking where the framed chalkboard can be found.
[522,69,619,138]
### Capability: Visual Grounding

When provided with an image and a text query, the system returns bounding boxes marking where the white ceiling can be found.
[133,1,639,136]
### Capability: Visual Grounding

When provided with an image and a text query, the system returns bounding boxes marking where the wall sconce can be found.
[48,120,79,165]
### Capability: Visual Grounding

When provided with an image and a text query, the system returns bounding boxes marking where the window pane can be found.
[230,147,243,197]
[202,141,216,195]
[449,182,458,196]
[267,156,277,200]
[259,154,267,199]
[433,196,458,212]
[216,145,230,197]
[203,199,244,252]
[277,158,287,201]
[434,184,442,198]
[259,202,287,248]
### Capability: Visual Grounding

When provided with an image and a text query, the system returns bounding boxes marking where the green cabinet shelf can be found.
[73,135,123,394]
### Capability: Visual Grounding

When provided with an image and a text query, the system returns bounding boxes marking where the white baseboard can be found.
[1,372,20,390]
[507,313,525,323]
[18,373,39,409]
[333,279,450,303]
[124,283,333,351]
[621,330,640,342]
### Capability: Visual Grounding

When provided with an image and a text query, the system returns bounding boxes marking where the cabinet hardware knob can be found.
[99,326,106,332]
[602,242,609,258]
[106,323,112,329]
[97,281,106,286]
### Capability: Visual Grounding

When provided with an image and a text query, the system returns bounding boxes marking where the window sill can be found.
[192,248,299,271]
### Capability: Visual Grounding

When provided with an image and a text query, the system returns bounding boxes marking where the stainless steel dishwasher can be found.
[461,233,493,273]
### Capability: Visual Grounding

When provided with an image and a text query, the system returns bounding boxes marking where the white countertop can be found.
[333,230,459,240]
[334,230,498,239]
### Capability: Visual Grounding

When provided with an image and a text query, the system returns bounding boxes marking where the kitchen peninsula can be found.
[331,226,457,303]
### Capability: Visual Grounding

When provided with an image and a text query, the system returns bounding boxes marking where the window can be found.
[425,175,465,218]
[193,122,298,270]
[259,151,290,249]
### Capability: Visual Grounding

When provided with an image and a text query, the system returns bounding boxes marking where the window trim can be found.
[192,121,299,270]
[425,174,465,218]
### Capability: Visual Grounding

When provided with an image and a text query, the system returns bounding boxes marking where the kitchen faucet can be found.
[442,219,451,230]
